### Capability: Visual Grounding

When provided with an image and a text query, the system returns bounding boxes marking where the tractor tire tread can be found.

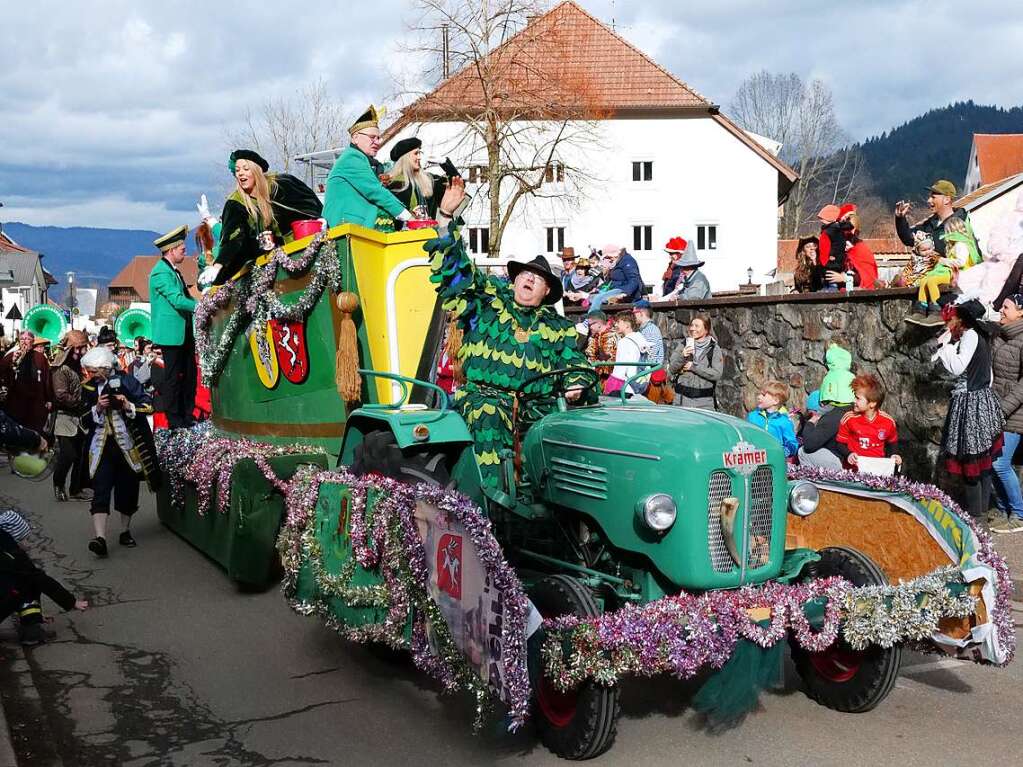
[529,575,620,760]
[792,546,902,714]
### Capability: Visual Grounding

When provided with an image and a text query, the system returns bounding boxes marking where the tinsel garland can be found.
[277,466,532,731]
[194,232,340,386]
[155,423,325,516]
[541,566,976,691]
[789,464,1016,664]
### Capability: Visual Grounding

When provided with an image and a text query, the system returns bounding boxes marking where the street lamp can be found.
[67,271,76,330]
[747,266,753,285]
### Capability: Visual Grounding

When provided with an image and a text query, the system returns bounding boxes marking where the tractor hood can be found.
[521,404,790,590]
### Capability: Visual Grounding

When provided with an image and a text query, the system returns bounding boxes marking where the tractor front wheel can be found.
[791,546,902,713]
[528,575,620,760]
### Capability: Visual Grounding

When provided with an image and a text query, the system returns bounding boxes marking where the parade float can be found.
[156,223,1015,760]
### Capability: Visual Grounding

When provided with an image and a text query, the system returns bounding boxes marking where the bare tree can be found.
[398,0,607,258]
[227,79,350,175]
[731,72,856,238]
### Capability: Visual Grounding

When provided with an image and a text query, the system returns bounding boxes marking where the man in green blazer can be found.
[323,105,413,230]
[148,225,196,428]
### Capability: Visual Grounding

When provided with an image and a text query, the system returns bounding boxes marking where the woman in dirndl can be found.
[931,298,1005,519]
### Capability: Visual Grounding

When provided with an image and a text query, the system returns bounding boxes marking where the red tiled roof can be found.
[400,1,710,123]
[0,231,33,254]
[388,1,797,199]
[973,134,1023,187]
[108,256,199,302]
[777,238,911,272]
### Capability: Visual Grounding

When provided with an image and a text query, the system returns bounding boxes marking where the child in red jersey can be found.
[837,373,902,470]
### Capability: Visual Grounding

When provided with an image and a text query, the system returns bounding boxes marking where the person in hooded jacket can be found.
[989,294,1023,533]
[798,383,856,470]
[819,339,856,405]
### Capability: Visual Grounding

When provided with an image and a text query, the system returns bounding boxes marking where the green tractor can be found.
[160,224,999,760]
[336,365,897,760]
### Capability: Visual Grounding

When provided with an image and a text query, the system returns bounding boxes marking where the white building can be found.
[1,229,52,338]
[954,173,1023,253]
[382,1,796,292]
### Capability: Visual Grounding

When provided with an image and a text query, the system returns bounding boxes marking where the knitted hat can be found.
[664,236,688,253]
[0,510,30,541]
[838,203,857,218]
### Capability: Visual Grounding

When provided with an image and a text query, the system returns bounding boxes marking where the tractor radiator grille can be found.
[747,466,773,569]
[707,470,734,573]
[548,457,608,500]
[706,466,774,574]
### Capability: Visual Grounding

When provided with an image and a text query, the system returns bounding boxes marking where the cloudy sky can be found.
[1,0,1020,232]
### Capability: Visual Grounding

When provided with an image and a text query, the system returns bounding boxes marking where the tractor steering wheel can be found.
[515,365,601,410]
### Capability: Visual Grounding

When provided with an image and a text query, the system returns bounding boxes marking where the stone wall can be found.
[579,289,956,480]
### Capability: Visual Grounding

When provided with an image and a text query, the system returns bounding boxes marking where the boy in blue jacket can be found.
[747,379,799,458]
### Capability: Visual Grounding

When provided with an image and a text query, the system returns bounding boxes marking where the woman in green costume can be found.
[200,149,322,286]
[427,230,593,490]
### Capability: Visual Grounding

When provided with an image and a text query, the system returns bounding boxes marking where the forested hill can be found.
[856,101,1023,205]
[1,222,163,284]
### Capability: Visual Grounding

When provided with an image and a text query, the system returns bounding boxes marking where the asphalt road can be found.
[1,473,1021,767]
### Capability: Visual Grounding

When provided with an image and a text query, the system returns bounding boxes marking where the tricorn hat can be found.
[350,105,385,136]
[229,149,269,173]
[506,256,563,305]
[96,326,117,347]
[390,136,422,162]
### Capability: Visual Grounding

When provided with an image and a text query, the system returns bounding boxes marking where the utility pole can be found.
[67,271,76,330]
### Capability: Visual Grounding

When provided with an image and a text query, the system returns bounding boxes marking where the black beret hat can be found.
[229,149,269,173]
[390,137,423,162]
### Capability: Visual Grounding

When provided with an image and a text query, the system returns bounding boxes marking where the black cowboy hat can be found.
[506,256,563,305]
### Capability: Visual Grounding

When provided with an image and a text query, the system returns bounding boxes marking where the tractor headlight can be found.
[788,481,820,517]
[637,493,677,532]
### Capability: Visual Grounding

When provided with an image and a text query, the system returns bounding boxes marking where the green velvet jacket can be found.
[323,146,408,229]
[148,257,196,346]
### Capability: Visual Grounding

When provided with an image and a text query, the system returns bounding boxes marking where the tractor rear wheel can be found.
[528,575,620,760]
[791,546,902,713]
[351,430,451,487]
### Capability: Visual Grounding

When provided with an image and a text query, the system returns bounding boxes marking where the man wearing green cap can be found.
[323,105,414,231]
[896,180,982,324]
[149,225,196,428]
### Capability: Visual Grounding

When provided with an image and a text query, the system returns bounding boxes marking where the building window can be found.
[545,226,565,254]
[632,225,652,252]
[632,161,653,182]
[543,162,565,185]
[697,224,718,252]
[467,227,490,254]
[467,165,488,184]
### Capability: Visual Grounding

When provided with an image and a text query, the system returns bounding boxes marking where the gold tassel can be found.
[335,292,361,403]
[444,314,465,386]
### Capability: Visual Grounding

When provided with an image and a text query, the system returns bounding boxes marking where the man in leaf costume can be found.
[427,232,593,490]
